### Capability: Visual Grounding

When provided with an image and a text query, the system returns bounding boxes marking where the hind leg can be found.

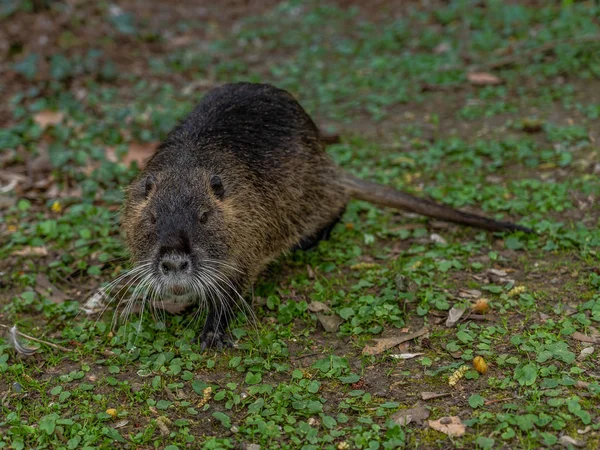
[293,206,347,251]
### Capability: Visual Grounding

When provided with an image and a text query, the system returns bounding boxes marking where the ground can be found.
[1,0,600,449]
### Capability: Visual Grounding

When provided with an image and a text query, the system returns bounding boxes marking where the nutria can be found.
[121,82,531,349]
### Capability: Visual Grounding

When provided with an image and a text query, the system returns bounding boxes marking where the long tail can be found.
[340,172,533,233]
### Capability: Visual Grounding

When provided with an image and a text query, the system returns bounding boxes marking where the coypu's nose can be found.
[159,255,192,276]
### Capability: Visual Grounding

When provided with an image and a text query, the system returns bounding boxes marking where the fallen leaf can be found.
[421,392,451,401]
[428,416,465,437]
[50,201,62,213]
[577,426,592,435]
[459,289,481,299]
[389,353,425,360]
[33,110,64,129]
[316,312,343,332]
[308,301,331,313]
[0,170,27,193]
[558,435,585,447]
[576,380,590,389]
[114,419,129,429]
[430,233,447,245]
[473,356,488,374]
[467,72,503,86]
[35,273,68,304]
[362,328,428,356]
[539,312,550,322]
[106,141,158,169]
[577,347,594,361]
[572,332,600,344]
[12,246,48,257]
[446,305,466,327]
[391,406,430,426]
[488,268,507,277]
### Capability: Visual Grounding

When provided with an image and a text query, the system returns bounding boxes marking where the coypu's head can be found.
[121,167,232,303]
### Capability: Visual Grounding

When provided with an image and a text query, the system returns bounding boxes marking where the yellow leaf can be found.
[473,356,488,374]
[51,201,62,213]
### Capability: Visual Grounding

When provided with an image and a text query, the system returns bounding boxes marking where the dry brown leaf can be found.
[576,380,590,389]
[106,142,158,169]
[362,328,428,356]
[577,347,594,361]
[428,416,466,437]
[459,289,481,299]
[421,392,451,401]
[33,110,64,129]
[446,305,466,327]
[389,353,424,360]
[467,72,503,86]
[572,332,600,344]
[488,268,507,277]
[391,406,430,426]
[12,246,48,257]
[35,273,68,304]
[308,301,331,313]
[316,313,343,332]
[558,435,586,447]
[430,233,447,245]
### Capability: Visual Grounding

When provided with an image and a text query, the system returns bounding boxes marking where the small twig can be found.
[292,352,320,361]
[0,324,73,352]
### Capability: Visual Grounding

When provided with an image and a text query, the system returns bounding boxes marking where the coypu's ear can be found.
[144,175,156,198]
[210,175,225,200]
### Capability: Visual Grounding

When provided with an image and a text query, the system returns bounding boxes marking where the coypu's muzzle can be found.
[157,253,193,296]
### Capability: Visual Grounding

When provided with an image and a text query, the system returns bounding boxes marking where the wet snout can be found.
[159,254,191,276]
[158,253,193,296]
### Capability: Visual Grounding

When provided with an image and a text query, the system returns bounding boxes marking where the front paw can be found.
[199,330,233,351]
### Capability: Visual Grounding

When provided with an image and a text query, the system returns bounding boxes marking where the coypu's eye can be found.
[149,213,157,225]
[210,175,224,200]
[144,175,156,198]
[199,211,208,224]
